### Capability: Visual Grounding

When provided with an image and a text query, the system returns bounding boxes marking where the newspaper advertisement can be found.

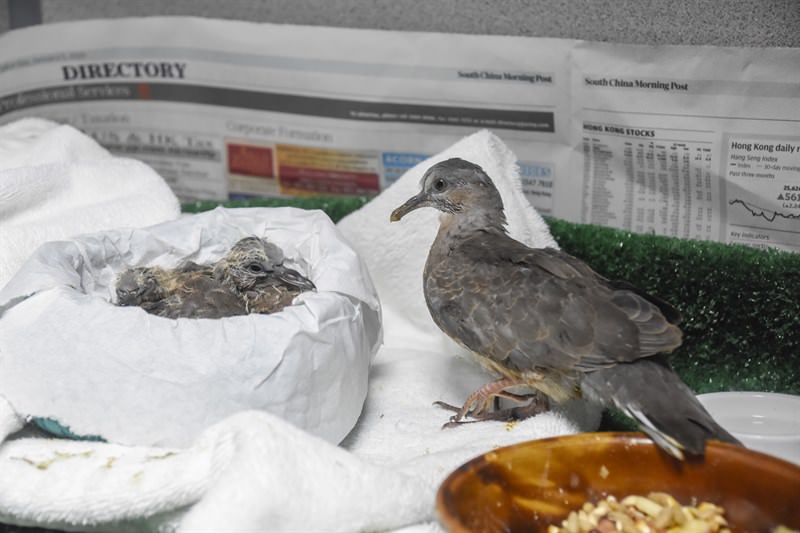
[0,17,798,251]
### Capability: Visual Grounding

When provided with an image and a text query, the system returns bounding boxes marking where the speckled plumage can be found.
[115,264,247,319]
[212,236,316,314]
[390,157,740,459]
[115,236,315,319]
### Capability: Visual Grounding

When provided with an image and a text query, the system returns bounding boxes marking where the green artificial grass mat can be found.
[183,196,369,224]
[548,218,800,397]
[184,197,800,398]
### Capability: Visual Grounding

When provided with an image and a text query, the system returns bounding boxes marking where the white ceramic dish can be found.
[697,391,800,464]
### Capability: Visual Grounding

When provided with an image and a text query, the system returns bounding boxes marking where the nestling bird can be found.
[212,236,316,314]
[115,236,315,318]
[116,263,248,319]
[390,157,740,459]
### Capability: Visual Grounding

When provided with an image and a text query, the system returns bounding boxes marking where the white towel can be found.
[0,129,600,532]
[0,117,181,289]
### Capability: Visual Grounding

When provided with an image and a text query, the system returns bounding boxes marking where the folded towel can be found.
[0,404,429,533]
[0,129,600,532]
[0,117,181,289]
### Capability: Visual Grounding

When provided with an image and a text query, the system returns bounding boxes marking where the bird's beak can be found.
[275,264,316,291]
[390,192,428,222]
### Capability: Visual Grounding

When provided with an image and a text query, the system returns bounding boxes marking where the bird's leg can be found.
[434,377,546,428]
[489,393,550,422]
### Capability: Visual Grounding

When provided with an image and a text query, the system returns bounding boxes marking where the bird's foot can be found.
[434,379,511,425]
[434,378,550,428]
[432,400,481,428]
[491,393,550,422]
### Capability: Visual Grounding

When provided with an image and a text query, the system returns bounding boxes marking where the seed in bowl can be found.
[547,492,730,533]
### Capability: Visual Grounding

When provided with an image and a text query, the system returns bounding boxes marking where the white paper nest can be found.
[0,206,382,447]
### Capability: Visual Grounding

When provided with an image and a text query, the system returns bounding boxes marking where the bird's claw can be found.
[434,393,550,428]
[432,400,461,412]
[432,401,469,427]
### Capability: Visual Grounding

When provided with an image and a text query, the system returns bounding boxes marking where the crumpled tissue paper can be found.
[0,206,382,447]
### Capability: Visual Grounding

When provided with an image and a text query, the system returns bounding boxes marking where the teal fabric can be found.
[32,418,103,441]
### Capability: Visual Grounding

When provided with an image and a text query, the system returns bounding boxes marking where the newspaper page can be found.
[0,17,569,218]
[0,17,798,251]
[570,42,800,251]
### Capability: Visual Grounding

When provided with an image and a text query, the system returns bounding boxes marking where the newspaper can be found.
[0,17,798,251]
[570,43,800,251]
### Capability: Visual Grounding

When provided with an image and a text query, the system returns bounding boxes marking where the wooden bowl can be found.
[437,432,800,532]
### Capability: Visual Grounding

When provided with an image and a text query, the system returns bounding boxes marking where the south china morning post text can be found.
[584,76,689,91]
[457,70,554,84]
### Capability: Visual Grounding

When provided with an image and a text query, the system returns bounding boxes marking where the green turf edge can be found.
[182,196,370,224]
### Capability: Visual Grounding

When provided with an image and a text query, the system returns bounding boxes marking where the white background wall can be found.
[1,0,799,46]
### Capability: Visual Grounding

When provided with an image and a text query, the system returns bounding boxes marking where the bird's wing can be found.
[159,273,248,319]
[429,234,681,375]
[176,261,213,274]
[534,248,683,325]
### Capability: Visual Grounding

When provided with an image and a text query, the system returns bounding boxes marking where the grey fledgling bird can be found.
[116,264,248,319]
[390,157,740,459]
[212,236,316,314]
[115,236,315,319]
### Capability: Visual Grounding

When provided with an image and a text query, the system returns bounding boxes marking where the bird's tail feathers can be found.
[626,406,687,460]
[583,357,742,459]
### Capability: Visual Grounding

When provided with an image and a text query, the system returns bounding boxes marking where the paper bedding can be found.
[0,206,382,447]
[0,121,602,532]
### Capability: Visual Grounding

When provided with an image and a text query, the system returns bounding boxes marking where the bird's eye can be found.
[433,178,446,191]
[247,263,264,273]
